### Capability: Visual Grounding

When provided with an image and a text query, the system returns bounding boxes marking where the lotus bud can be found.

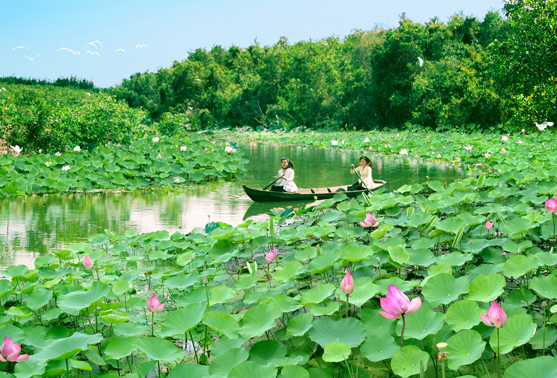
[83,256,94,269]
[146,294,164,312]
[265,249,276,264]
[485,220,493,231]
[545,198,557,214]
[479,301,507,328]
[341,270,354,296]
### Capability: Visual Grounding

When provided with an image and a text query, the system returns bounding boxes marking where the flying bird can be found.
[24,55,40,61]
[12,46,28,50]
[56,47,80,55]
[418,57,424,66]
[87,51,100,56]
[115,48,126,55]
[136,44,147,48]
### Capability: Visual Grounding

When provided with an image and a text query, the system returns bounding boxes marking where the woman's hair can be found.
[359,156,372,169]
[281,158,294,170]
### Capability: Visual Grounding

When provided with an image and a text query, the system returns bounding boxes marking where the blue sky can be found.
[1,0,503,88]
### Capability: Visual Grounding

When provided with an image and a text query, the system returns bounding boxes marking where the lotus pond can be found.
[1,129,557,378]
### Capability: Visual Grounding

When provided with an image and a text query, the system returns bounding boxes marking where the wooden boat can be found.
[242,180,386,202]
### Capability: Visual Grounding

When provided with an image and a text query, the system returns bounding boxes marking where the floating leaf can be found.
[360,333,400,362]
[391,345,429,378]
[135,337,187,362]
[445,300,481,332]
[322,343,351,362]
[422,273,469,307]
[309,317,366,348]
[286,313,313,337]
[396,307,444,340]
[446,330,486,370]
[502,356,557,378]
[466,273,506,302]
[239,302,283,339]
[530,275,557,299]
[159,302,207,337]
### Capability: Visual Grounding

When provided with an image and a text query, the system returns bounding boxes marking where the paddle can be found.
[351,165,372,191]
[262,176,282,191]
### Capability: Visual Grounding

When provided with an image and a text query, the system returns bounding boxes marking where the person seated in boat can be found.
[348,156,373,191]
[271,158,298,192]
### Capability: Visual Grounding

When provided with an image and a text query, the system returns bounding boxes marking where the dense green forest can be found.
[107,0,557,132]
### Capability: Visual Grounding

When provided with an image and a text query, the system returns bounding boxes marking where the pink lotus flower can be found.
[55,152,61,156]
[174,178,181,183]
[0,337,29,362]
[379,285,422,319]
[522,128,525,133]
[501,136,508,142]
[341,270,354,295]
[38,149,42,153]
[501,148,507,153]
[485,152,491,158]
[486,220,493,231]
[437,153,441,158]
[147,294,164,312]
[83,256,93,269]
[360,213,379,227]
[204,147,209,151]
[152,137,160,143]
[518,140,523,144]
[480,301,507,328]
[265,249,276,264]
[369,146,372,150]
[464,145,472,151]
[157,153,162,158]
[545,199,557,213]
[426,136,429,140]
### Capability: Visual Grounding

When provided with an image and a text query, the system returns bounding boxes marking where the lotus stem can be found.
[189,331,199,364]
[66,359,70,378]
[497,327,500,378]
[345,294,350,318]
[553,213,555,241]
[400,314,406,348]
[151,312,154,337]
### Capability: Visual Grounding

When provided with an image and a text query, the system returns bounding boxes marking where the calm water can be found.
[0,142,472,268]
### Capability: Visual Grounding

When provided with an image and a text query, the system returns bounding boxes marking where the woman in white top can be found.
[348,156,373,191]
[271,158,298,192]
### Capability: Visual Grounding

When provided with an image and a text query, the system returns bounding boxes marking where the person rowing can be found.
[348,156,373,191]
[270,158,298,192]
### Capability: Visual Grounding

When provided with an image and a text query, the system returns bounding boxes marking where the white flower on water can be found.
[331,140,338,146]
[501,136,508,142]
[152,136,160,143]
[535,121,554,131]
[45,161,52,167]
[399,148,408,155]
[74,146,81,152]
[180,146,187,151]
[10,145,23,155]
[61,165,70,171]
[224,145,236,153]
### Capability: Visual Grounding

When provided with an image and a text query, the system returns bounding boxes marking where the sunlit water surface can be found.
[0,142,473,268]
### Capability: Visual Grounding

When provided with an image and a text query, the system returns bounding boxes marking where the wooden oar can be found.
[262,176,281,191]
[351,166,371,191]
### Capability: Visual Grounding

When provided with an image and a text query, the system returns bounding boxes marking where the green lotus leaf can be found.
[502,217,535,238]
[341,246,374,262]
[503,255,539,279]
[280,365,309,378]
[306,367,333,378]
[239,302,283,339]
[299,284,335,306]
[466,273,505,302]
[534,252,557,267]
[310,301,339,316]
[388,245,410,265]
[501,240,533,254]
[502,356,557,378]
[445,300,481,332]
[203,311,239,339]
[57,282,107,316]
[308,250,341,274]
[274,262,303,283]
[271,294,302,313]
[228,361,277,378]
[14,361,46,378]
[309,317,366,348]
[26,288,53,311]
[322,343,351,363]
[135,337,187,362]
[407,248,436,266]
[211,336,246,357]
[159,302,207,337]
[375,277,419,295]
[111,280,130,297]
[209,348,249,378]
[446,330,486,370]
[163,272,201,290]
[436,253,473,267]
[360,308,397,337]
[459,239,491,254]
[210,285,236,306]
[391,345,429,378]
[530,275,557,299]
[490,314,536,354]
[396,306,444,340]
[338,279,379,307]
[435,217,465,234]
[249,340,286,364]
[530,326,557,350]
[113,322,149,337]
[457,212,484,227]
[235,276,258,291]
[104,338,137,360]
[422,273,470,307]
[167,364,210,378]
[26,332,103,367]
[286,313,313,337]
[360,332,400,362]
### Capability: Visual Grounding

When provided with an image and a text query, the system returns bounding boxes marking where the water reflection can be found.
[0,141,473,267]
